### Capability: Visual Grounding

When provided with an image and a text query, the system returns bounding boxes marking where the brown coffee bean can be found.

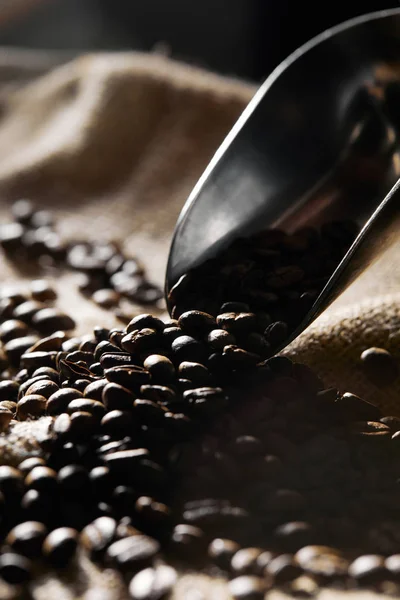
[43,527,78,567]
[104,448,149,471]
[69,410,98,437]
[171,524,205,556]
[0,400,17,414]
[17,394,47,419]
[208,538,240,570]
[29,331,66,352]
[92,288,120,308]
[295,546,348,579]
[129,565,178,600]
[47,388,83,415]
[25,466,58,493]
[337,392,381,421]
[83,379,107,401]
[385,555,400,580]
[18,457,46,475]
[360,347,398,386]
[24,379,58,398]
[135,496,171,525]
[274,522,317,552]
[5,335,40,366]
[6,521,47,557]
[0,379,19,401]
[143,355,176,384]
[20,350,58,371]
[102,382,134,411]
[105,366,151,389]
[266,554,302,583]
[207,329,236,351]
[0,319,30,343]
[106,535,160,571]
[171,335,208,364]
[140,385,177,405]
[178,361,211,385]
[222,345,260,369]
[127,314,165,333]
[229,576,267,599]
[348,554,388,585]
[81,516,117,558]
[13,300,45,323]
[67,398,105,420]
[57,464,89,493]
[178,310,216,336]
[32,308,76,333]
[0,466,24,497]
[264,321,288,347]
[380,416,400,432]
[0,552,32,584]
[231,548,264,575]
[30,280,57,302]
[101,410,133,435]
[0,408,13,430]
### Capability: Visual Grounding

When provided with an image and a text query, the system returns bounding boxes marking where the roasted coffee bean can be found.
[0,408,13,430]
[336,392,381,421]
[143,355,175,383]
[178,361,211,385]
[360,347,398,386]
[24,378,58,398]
[83,379,107,401]
[17,394,47,419]
[129,566,177,600]
[6,521,47,557]
[380,416,400,432]
[92,288,120,308]
[273,522,317,552]
[127,314,165,333]
[178,310,216,337]
[264,321,288,347]
[121,329,160,354]
[57,464,89,493]
[69,410,98,437]
[229,576,266,599]
[112,485,138,514]
[100,353,136,369]
[94,340,121,361]
[208,538,240,570]
[30,279,57,302]
[266,554,303,583]
[43,527,78,567]
[106,535,160,571]
[81,516,117,558]
[207,329,236,351]
[133,399,167,423]
[5,335,40,366]
[25,466,58,493]
[13,300,45,323]
[47,388,83,415]
[183,387,228,417]
[222,345,260,369]
[31,210,54,229]
[0,379,19,401]
[20,489,52,521]
[102,382,134,411]
[66,350,94,365]
[295,546,348,579]
[67,398,105,420]
[101,410,133,435]
[32,366,60,381]
[0,222,25,251]
[171,335,208,364]
[140,385,177,405]
[105,366,151,389]
[18,457,46,475]
[231,548,264,575]
[135,496,171,524]
[72,378,92,392]
[0,297,15,319]
[0,552,32,584]
[0,400,17,413]
[32,308,75,333]
[162,326,183,345]
[348,554,388,585]
[171,524,205,557]
[89,466,112,496]
[0,465,24,497]
[0,319,30,343]
[20,350,58,371]
[104,448,149,471]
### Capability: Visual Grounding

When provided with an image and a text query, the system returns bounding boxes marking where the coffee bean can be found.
[30,280,57,302]
[0,552,32,584]
[178,361,211,385]
[337,392,381,421]
[0,400,17,414]
[42,527,78,567]
[171,524,205,557]
[32,366,60,381]
[102,382,134,411]
[92,288,120,308]
[100,353,136,369]
[127,314,165,333]
[0,319,30,343]
[264,322,288,347]
[106,535,160,571]
[0,380,19,401]
[6,521,47,557]
[101,410,133,435]
[348,554,388,585]
[0,408,13,430]
[25,466,58,493]
[178,310,216,337]
[385,554,400,580]
[143,355,175,384]
[20,489,52,522]
[81,516,117,558]
[208,538,240,570]
[20,350,58,371]
[295,546,348,579]
[57,464,89,493]
[274,522,317,552]
[18,457,46,475]
[89,466,111,496]
[140,385,177,405]
[24,379,58,398]
[360,347,398,386]
[129,565,177,600]
[104,448,149,472]
[12,199,34,223]
[69,410,98,437]
[13,300,45,323]
[17,394,47,419]
[0,466,24,497]
[222,345,260,369]
[266,554,302,583]
[121,329,160,354]
[380,416,400,432]
[0,222,25,251]
[72,378,92,392]
[135,496,171,527]
[47,388,83,415]
[162,327,183,345]
[171,335,208,364]
[231,548,264,575]
[5,335,40,366]
[67,398,105,420]
[32,308,75,333]
[229,576,266,599]
[105,366,151,389]
[350,421,391,442]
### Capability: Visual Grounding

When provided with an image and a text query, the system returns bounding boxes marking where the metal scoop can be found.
[165,8,400,353]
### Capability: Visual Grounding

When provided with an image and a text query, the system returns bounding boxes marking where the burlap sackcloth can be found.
[0,49,398,600]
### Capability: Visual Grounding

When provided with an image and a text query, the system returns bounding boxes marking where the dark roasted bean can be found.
[295,546,348,579]
[43,527,78,567]
[5,335,40,366]
[171,335,208,364]
[222,345,260,369]
[0,379,19,401]
[57,464,89,493]
[0,319,30,343]
[104,448,149,471]
[6,521,47,557]
[24,378,58,398]
[81,516,117,558]
[229,576,266,599]
[83,379,107,401]
[13,300,45,323]
[69,410,98,437]
[94,340,120,361]
[133,399,167,424]
[121,328,160,354]
[129,565,178,600]
[105,366,151,389]
[0,465,24,497]
[207,329,236,351]
[18,457,46,475]
[73,378,92,392]
[100,352,136,369]
[360,347,398,386]
[348,555,387,585]
[92,288,120,308]
[162,326,183,345]
[264,321,288,347]
[103,382,134,411]
[231,548,264,575]
[140,385,177,405]
[25,466,58,493]
[171,524,205,557]
[47,388,83,415]
[20,350,58,371]
[30,279,57,302]
[208,538,240,570]
[178,361,211,385]
[143,355,175,383]
[32,308,75,333]
[17,394,47,419]
[0,552,32,584]
[178,310,216,336]
[0,408,13,430]
[32,366,60,381]
[127,314,165,333]
[266,554,302,583]
[0,400,17,413]
[67,398,105,420]
[101,410,133,435]
[106,535,160,571]
[12,199,34,223]
[0,222,25,251]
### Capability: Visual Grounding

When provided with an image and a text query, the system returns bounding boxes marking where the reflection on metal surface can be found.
[166,9,400,351]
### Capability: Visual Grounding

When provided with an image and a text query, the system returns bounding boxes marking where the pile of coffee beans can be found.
[0,200,399,598]
[0,200,163,318]
[168,220,360,354]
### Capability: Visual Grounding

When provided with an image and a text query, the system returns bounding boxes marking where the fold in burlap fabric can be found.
[0,50,398,600]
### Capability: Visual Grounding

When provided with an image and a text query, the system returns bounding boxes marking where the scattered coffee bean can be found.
[360,347,398,386]
[6,521,47,557]
[106,535,160,571]
[0,552,32,584]
[42,527,78,567]
[129,564,178,600]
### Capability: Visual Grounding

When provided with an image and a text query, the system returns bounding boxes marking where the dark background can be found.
[0,1,398,81]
